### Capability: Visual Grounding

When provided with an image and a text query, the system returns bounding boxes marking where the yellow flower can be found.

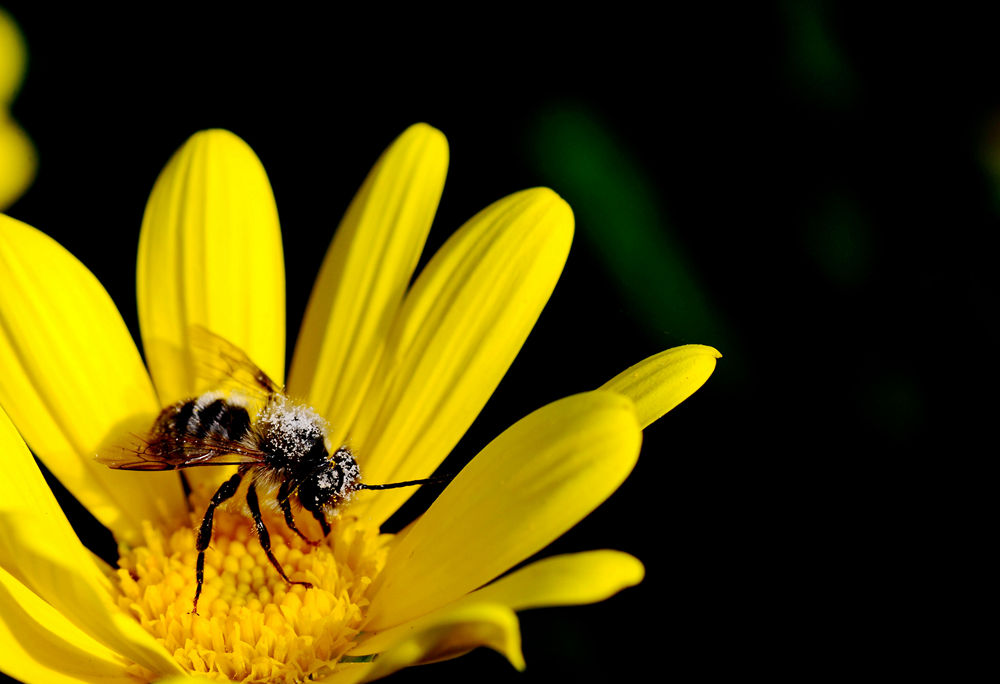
[0,124,720,683]
[0,8,36,209]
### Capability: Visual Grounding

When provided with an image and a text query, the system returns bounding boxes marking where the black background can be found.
[2,3,994,682]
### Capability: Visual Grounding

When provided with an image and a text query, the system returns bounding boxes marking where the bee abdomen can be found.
[161,395,252,443]
[194,399,226,438]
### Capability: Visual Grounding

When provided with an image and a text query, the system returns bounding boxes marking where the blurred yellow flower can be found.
[0,8,36,209]
[0,124,719,682]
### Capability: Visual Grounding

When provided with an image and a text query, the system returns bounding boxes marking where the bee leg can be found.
[277,479,321,546]
[193,471,243,614]
[247,482,313,590]
[309,506,332,538]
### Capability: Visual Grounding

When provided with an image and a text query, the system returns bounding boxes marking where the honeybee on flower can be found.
[0,123,718,683]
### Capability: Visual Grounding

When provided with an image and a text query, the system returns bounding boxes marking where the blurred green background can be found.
[1,2,991,681]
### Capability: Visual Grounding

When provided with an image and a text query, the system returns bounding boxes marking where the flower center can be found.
[112,489,388,683]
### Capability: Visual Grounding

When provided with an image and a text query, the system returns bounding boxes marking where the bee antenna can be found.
[357,474,451,491]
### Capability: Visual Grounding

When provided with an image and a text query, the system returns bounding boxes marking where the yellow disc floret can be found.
[113,491,389,683]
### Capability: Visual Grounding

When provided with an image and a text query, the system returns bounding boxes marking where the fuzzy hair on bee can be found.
[98,326,443,613]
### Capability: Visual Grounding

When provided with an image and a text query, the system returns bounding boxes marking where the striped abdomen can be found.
[150,393,253,460]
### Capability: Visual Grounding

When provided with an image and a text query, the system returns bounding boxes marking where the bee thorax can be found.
[256,395,328,463]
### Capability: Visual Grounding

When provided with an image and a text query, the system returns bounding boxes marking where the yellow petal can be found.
[349,187,574,526]
[0,114,36,210]
[0,8,26,103]
[0,407,183,677]
[137,129,285,407]
[364,391,640,631]
[310,664,370,684]
[0,214,185,541]
[462,549,644,610]
[0,566,135,684]
[355,550,642,656]
[288,124,448,448]
[0,11,35,209]
[600,344,721,429]
[343,603,523,683]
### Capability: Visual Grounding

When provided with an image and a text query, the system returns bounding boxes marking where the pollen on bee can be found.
[256,394,329,458]
[112,488,391,683]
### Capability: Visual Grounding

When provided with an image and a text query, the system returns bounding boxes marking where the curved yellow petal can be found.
[0,566,135,684]
[601,344,721,429]
[0,8,26,103]
[0,10,36,209]
[364,391,640,631]
[137,129,285,407]
[349,188,574,526]
[0,407,183,677]
[355,550,642,656]
[288,124,448,448]
[463,549,644,610]
[0,214,185,541]
[335,603,523,683]
[0,114,36,209]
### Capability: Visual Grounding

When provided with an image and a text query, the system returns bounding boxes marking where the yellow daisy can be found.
[0,124,720,683]
[0,8,36,209]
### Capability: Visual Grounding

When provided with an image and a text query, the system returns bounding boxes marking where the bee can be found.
[98,327,440,613]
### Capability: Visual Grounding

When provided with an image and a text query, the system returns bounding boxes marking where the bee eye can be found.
[332,447,361,488]
[298,469,342,510]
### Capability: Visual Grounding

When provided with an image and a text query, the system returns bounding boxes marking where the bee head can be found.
[297,446,361,512]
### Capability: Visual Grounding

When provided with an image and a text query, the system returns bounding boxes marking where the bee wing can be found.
[97,432,270,471]
[189,325,283,400]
